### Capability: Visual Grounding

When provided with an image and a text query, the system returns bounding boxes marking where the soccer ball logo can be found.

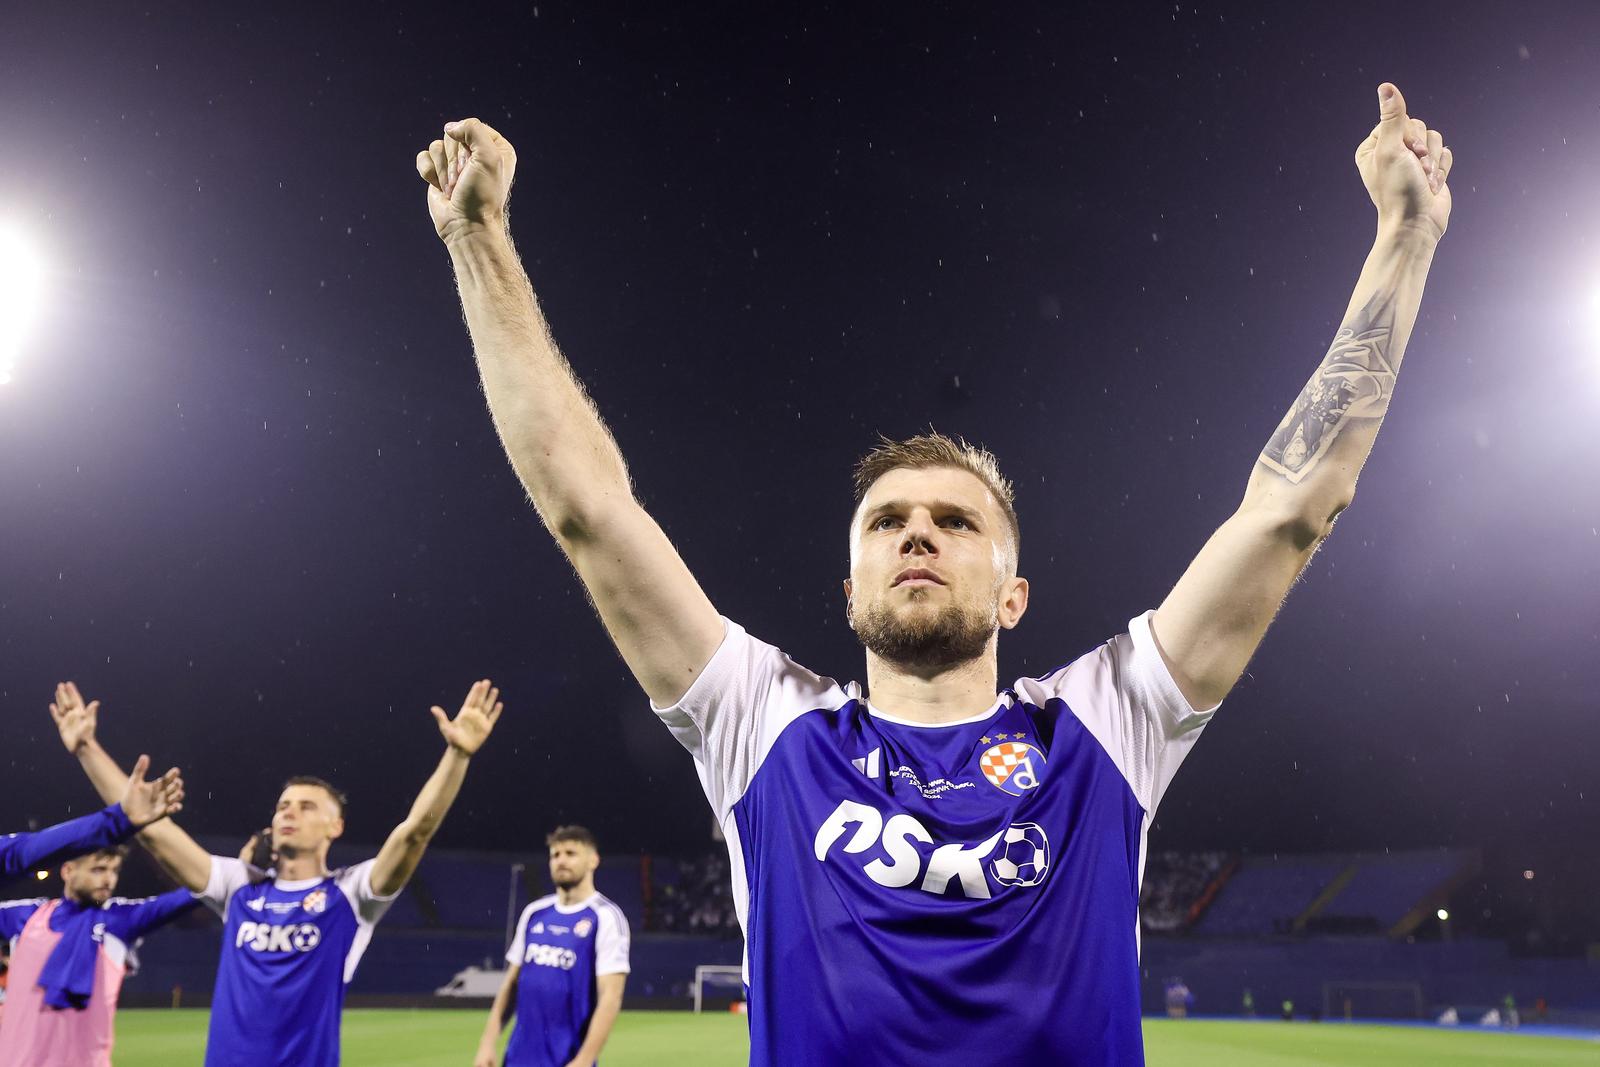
[291,923,322,952]
[990,823,1050,888]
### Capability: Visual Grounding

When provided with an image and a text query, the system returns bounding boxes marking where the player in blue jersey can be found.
[49,678,505,1067]
[2,756,185,879]
[420,83,1453,1063]
[475,825,630,1067]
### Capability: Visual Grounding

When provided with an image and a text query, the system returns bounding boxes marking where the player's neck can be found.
[863,645,999,725]
[556,878,595,907]
[274,850,329,882]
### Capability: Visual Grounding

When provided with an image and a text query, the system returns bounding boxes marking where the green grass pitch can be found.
[112,1009,1596,1065]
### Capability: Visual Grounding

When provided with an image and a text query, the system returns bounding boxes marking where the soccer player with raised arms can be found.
[475,825,630,1067]
[418,83,1452,1062]
[49,679,504,1067]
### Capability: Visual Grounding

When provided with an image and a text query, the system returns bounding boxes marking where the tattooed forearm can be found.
[1260,287,1400,483]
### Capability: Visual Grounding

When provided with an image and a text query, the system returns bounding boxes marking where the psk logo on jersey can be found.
[301,889,327,914]
[574,918,593,938]
[979,740,1046,796]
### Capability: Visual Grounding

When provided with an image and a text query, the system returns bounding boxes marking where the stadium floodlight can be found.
[0,222,47,385]
[34,870,47,881]
[1435,908,1449,922]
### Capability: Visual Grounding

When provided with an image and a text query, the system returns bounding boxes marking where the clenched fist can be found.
[1357,83,1453,240]
[416,118,518,243]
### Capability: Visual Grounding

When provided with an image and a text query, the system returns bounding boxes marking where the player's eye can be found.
[942,516,972,530]
[872,515,901,531]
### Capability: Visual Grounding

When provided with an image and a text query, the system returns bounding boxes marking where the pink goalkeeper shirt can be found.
[0,889,195,1067]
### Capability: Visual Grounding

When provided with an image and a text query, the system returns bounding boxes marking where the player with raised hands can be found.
[51,679,505,1067]
[419,83,1451,1063]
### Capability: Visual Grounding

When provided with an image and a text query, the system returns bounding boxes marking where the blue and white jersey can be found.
[197,857,397,1067]
[654,611,1214,1065]
[504,891,630,1067]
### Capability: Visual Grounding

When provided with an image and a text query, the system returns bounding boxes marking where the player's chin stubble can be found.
[850,592,995,671]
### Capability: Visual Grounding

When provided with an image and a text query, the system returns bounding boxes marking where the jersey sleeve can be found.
[505,903,537,967]
[0,899,45,940]
[335,859,398,925]
[0,805,135,878]
[1015,610,1215,818]
[652,617,846,821]
[196,856,261,919]
[106,887,202,940]
[593,904,631,977]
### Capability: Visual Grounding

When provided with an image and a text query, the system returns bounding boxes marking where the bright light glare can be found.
[34,870,48,881]
[1436,908,1450,921]
[0,223,47,385]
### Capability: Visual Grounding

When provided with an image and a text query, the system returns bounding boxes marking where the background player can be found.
[0,839,196,1067]
[50,678,504,1067]
[418,83,1451,1062]
[2,756,185,879]
[475,825,630,1067]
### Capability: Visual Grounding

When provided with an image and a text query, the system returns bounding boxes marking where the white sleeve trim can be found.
[506,901,540,966]
[1127,609,1220,732]
[593,900,631,977]
[650,616,738,719]
[652,616,845,822]
[197,856,256,919]
[336,859,398,926]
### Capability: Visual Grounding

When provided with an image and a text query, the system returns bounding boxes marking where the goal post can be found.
[692,965,745,1014]
[1321,980,1424,1020]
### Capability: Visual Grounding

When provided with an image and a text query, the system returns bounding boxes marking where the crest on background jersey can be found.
[301,890,327,914]
[574,918,593,938]
[979,741,1046,796]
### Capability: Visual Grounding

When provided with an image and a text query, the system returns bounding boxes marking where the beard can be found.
[552,871,582,890]
[850,589,995,671]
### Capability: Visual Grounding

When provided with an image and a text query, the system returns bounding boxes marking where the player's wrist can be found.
[441,217,509,251]
[1374,215,1442,251]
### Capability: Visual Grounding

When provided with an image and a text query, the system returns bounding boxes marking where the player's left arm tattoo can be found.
[1260,287,1400,484]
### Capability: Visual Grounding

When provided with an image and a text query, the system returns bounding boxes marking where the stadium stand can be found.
[1314,848,1477,935]
[1192,854,1354,936]
[1140,850,1230,933]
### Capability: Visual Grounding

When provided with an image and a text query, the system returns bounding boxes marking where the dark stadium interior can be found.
[1,0,1597,1048]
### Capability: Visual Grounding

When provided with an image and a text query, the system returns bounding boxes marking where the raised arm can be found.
[1151,84,1452,709]
[370,680,503,898]
[417,119,724,706]
[50,682,214,892]
[0,757,181,878]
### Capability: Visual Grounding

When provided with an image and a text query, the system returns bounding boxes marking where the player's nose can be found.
[900,514,939,555]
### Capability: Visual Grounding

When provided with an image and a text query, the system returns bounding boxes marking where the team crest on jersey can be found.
[574,918,593,938]
[979,741,1046,796]
[301,889,328,914]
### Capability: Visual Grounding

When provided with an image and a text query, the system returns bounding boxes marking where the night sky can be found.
[1,3,1596,885]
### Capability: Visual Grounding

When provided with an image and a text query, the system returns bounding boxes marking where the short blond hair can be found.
[852,432,1019,566]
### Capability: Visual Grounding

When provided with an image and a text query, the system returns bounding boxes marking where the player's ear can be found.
[842,578,853,623]
[998,576,1029,630]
